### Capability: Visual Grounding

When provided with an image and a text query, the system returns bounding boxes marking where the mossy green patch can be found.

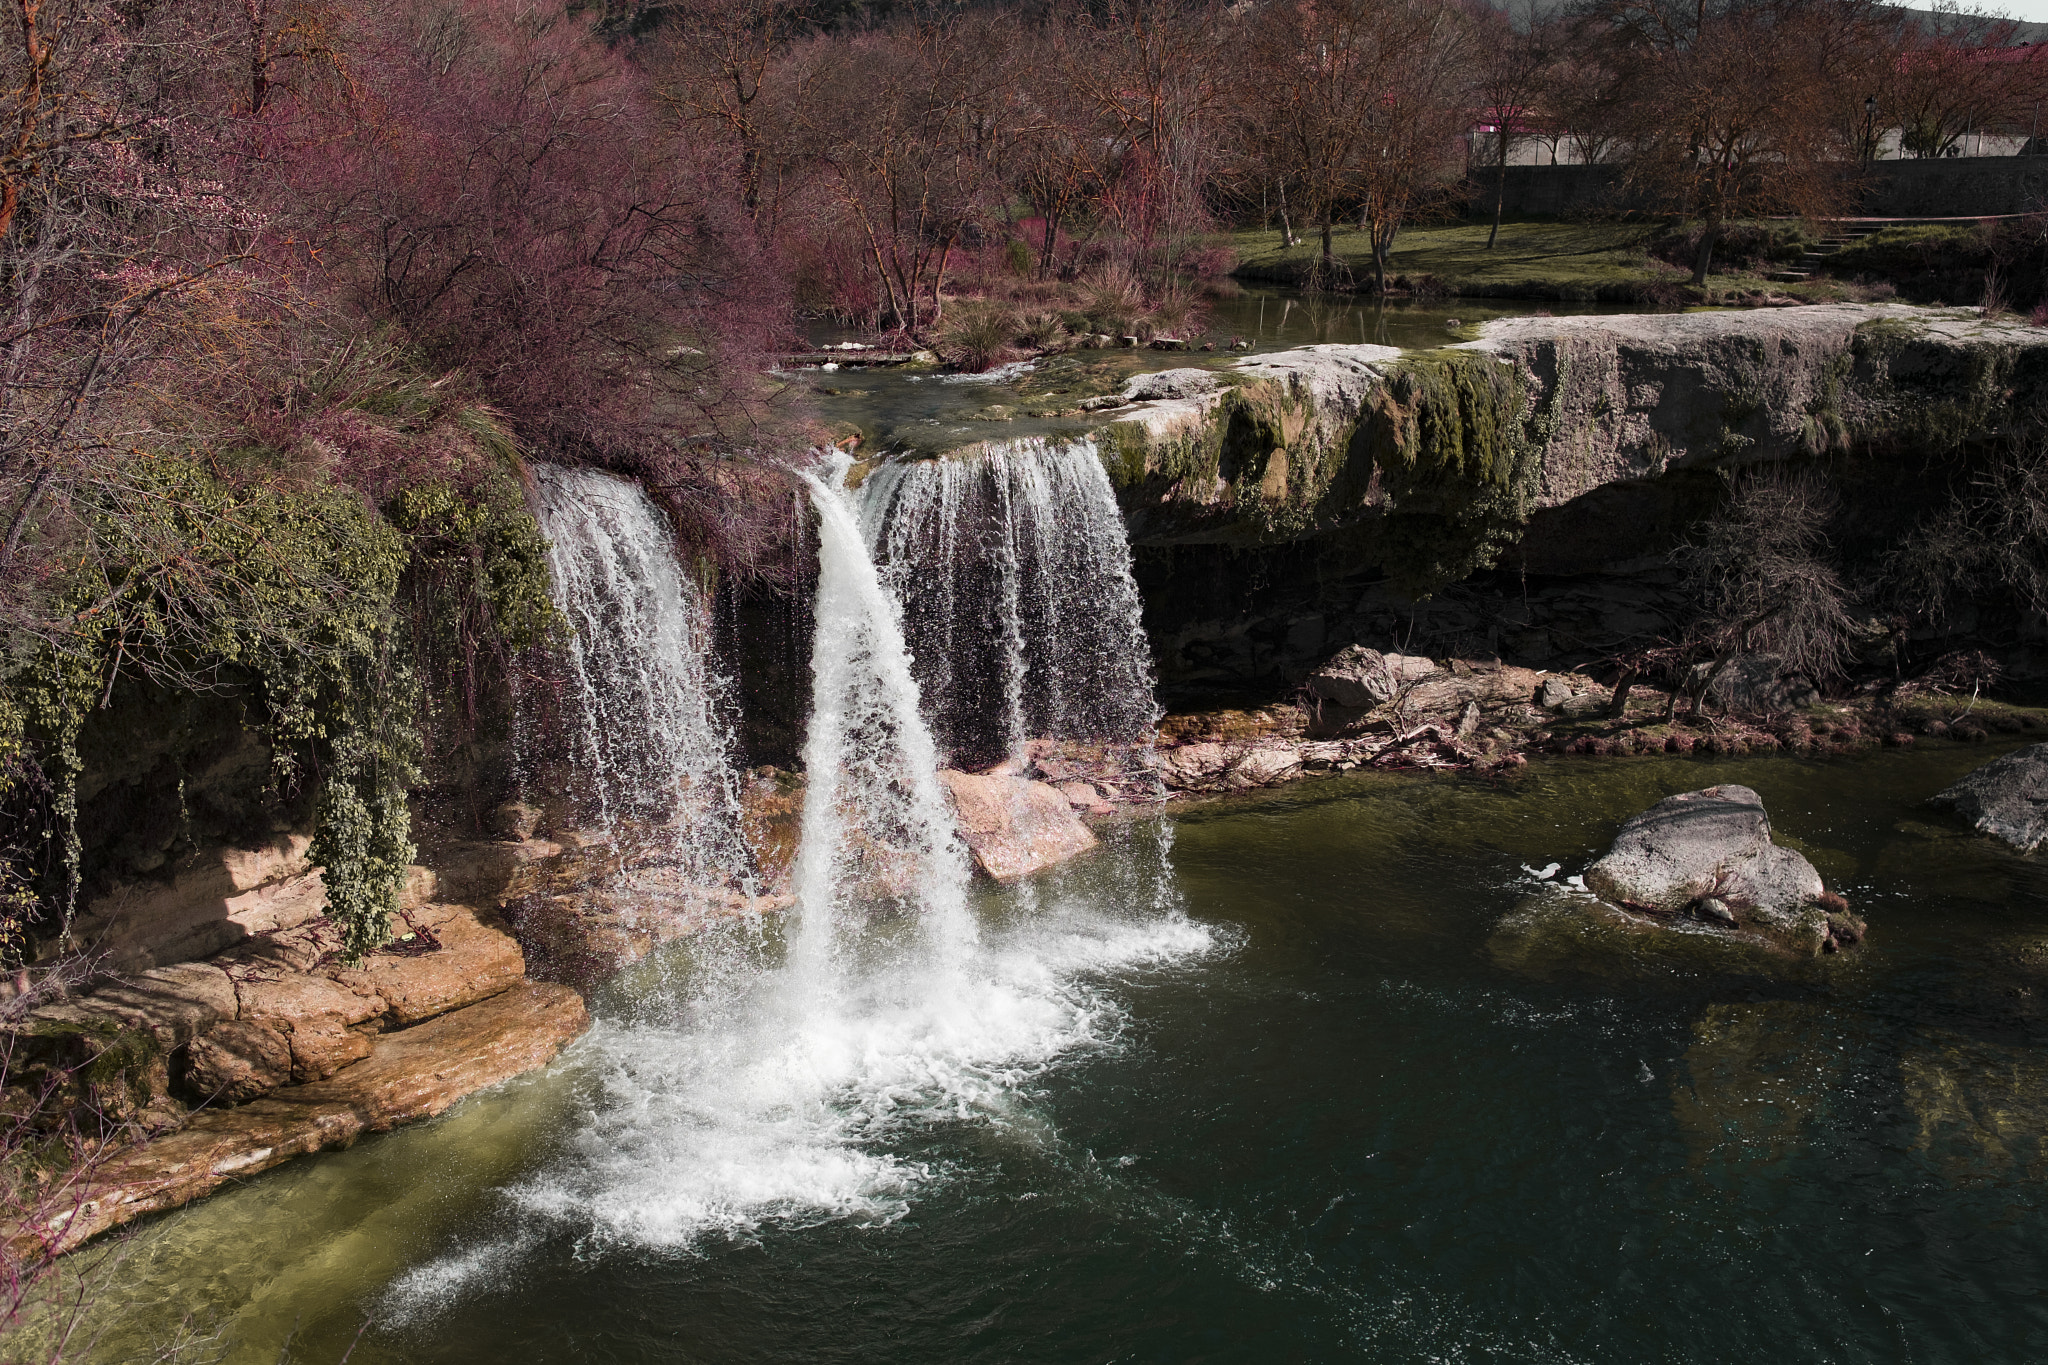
[2,437,558,964]
[1367,349,1560,598]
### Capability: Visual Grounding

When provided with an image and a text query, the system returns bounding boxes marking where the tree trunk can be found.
[1690,219,1721,287]
[1488,128,1508,250]
[1320,213,1334,265]
[1608,669,1636,719]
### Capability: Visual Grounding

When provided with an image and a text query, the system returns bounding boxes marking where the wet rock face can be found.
[1584,784,1861,954]
[937,771,1099,881]
[1930,743,2048,853]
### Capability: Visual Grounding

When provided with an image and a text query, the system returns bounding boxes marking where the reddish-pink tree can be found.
[276,1,787,461]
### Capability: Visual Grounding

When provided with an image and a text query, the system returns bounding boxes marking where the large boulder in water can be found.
[938,771,1098,880]
[1584,785,1862,954]
[1930,744,2048,852]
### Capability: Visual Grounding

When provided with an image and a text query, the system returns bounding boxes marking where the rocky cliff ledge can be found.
[8,845,589,1256]
[1083,304,2048,705]
[1098,304,2046,563]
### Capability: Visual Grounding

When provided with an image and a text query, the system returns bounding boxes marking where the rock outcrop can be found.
[1100,304,2048,552]
[1930,743,2048,852]
[59,837,444,976]
[938,770,1100,880]
[8,898,590,1252]
[1083,304,2048,708]
[35,981,587,1255]
[1584,784,1862,953]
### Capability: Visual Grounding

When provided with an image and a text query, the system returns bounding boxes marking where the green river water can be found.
[42,738,2048,1363]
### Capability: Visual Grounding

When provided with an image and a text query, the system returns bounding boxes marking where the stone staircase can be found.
[1766,221,1893,284]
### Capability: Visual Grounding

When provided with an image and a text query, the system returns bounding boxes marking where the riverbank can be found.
[1148,651,2048,795]
[1228,220,1894,305]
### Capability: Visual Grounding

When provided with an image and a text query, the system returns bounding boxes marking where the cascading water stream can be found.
[857,437,1158,770]
[789,454,976,975]
[364,454,1212,1319]
[525,463,753,905]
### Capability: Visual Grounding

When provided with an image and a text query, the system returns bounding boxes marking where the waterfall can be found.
[857,438,1158,769]
[370,454,1213,1300]
[526,463,752,900]
[789,455,975,972]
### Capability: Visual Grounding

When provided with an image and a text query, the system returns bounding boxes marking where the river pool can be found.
[42,739,2048,1363]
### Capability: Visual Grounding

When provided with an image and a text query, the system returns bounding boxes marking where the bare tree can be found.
[647,0,809,239]
[1233,0,1473,290]
[788,15,1012,336]
[1679,469,1857,706]
[1883,2,2048,159]
[1576,0,1866,283]
[1051,0,1229,291]
[1471,3,1559,249]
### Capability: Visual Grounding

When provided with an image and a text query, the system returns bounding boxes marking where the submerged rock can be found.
[1583,785,1862,954]
[1902,1028,2048,1181]
[1930,743,2048,852]
[938,770,1099,880]
[1671,1001,1852,1168]
[1486,884,1796,982]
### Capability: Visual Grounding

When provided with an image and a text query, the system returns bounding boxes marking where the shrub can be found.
[1650,220,1812,273]
[936,307,1018,372]
[1078,262,1147,334]
[1019,312,1066,350]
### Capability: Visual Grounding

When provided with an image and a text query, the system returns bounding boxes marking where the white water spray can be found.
[525,464,753,900]
[790,454,975,972]
[376,455,1213,1305]
[858,437,1158,766]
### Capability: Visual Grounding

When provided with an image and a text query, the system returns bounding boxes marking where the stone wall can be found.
[1476,158,2048,220]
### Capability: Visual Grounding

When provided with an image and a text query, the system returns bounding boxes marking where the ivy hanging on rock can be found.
[0,421,558,966]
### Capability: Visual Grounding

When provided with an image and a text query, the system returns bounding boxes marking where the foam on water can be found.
[506,906,1214,1255]
[368,894,1217,1333]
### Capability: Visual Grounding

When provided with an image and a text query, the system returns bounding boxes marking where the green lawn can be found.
[1228,220,1862,303]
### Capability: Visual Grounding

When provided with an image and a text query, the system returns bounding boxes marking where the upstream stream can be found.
[62,741,2048,1363]
[795,291,1638,452]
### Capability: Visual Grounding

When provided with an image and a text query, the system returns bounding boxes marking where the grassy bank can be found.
[1230,220,1881,305]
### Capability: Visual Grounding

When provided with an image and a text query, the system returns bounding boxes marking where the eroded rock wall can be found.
[1094,305,2048,705]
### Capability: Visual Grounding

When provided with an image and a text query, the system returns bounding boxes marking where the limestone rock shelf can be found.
[33,982,587,1255]
[10,890,589,1255]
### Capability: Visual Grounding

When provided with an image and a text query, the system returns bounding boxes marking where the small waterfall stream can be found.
[790,456,975,973]
[857,438,1158,768]
[526,463,753,901]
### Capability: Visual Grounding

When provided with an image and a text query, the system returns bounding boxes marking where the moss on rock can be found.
[1367,350,1549,598]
